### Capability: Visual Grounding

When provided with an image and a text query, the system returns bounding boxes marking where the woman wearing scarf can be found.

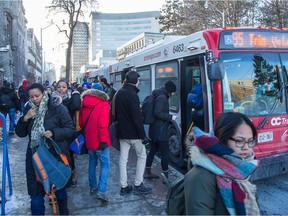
[53,79,81,187]
[185,112,261,215]
[15,83,75,215]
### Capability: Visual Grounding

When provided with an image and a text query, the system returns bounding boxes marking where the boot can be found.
[144,167,159,179]
[161,171,171,186]
[58,198,69,215]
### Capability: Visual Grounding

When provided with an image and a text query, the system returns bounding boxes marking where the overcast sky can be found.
[22,0,165,70]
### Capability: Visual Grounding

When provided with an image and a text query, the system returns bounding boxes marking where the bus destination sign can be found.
[219,30,288,49]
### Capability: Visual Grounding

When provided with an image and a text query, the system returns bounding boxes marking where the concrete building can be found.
[71,22,89,82]
[44,62,57,83]
[117,32,164,61]
[26,28,42,84]
[89,11,161,67]
[0,0,27,87]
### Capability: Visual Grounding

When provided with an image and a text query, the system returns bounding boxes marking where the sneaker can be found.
[90,188,97,196]
[96,192,109,203]
[120,184,133,196]
[8,132,15,136]
[133,183,152,195]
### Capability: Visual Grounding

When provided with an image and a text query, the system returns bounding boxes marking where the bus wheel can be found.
[168,126,184,167]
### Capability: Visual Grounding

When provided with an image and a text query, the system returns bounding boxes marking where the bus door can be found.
[180,55,206,138]
[112,68,131,90]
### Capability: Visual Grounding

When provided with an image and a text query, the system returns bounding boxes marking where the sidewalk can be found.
[1,133,183,215]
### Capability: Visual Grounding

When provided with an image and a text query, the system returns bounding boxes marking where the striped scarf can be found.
[190,127,261,215]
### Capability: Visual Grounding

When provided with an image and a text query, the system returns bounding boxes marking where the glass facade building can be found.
[89,11,161,65]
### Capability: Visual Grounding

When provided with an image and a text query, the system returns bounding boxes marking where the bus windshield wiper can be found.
[257,65,283,129]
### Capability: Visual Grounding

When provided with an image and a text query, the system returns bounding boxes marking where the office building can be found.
[71,21,89,82]
[89,11,161,67]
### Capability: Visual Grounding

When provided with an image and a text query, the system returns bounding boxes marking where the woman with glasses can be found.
[184,112,261,215]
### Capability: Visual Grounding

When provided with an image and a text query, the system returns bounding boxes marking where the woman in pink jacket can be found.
[79,83,111,203]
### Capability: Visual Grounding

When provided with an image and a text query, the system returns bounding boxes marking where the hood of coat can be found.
[49,92,63,107]
[152,87,169,98]
[81,89,109,107]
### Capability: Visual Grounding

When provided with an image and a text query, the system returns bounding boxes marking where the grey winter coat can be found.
[15,94,75,196]
[148,87,172,141]
[184,165,229,215]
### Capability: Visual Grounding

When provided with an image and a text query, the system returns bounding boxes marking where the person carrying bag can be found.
[15,83,75,215]
[32,137,71,214]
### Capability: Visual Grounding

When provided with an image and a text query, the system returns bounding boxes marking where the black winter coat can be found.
[0,87,21,112]
[15,94,75,196]
[61,89,81,122]
[115,83,146,139]
[148,87,172,141]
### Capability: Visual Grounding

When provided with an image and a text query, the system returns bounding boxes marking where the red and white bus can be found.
[94,27,288,180]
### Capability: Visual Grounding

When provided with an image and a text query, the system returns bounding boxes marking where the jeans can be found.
[88,148,110,193]
[146,140,170,171]
[1,108,16,133]
[20,101,25,113]
[8,108,16,132]
[119,139,146,187]
[30,189,67,215]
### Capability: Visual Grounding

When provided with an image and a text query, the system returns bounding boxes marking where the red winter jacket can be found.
[79,89,111,150]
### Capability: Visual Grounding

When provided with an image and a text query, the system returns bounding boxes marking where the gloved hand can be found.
[142,136,150,145]
[99,142,108,150]
[172,115,178,121]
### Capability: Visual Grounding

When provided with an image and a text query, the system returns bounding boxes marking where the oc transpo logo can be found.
[271,117,288,126]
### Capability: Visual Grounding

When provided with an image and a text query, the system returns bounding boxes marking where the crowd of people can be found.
[3,71,261,215]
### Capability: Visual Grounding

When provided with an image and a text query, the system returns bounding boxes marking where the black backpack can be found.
[0,93,13,111]
[141,95,155,125]
[163,167,193,215]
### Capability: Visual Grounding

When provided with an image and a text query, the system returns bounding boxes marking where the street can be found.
[1,133,288,215]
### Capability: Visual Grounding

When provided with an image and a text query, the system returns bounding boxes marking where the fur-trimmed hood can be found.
[49,92,63,107]
[81,89,109,101]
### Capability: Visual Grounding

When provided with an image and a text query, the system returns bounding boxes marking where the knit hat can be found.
[165,80,177,93]
[4,82,11,88]
[92,83,103,91]
[82,81,91,89]
[125,71,140,84]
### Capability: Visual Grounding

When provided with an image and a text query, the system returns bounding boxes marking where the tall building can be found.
[0,0,27,87]
[71,22,89,82]
[26,28,42,84]
[89,11,161,67]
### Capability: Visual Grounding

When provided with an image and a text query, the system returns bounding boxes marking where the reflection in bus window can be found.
[220,52,286,116]
[155,61,179,112]
[137,67,151,102]
[114,73,122,90]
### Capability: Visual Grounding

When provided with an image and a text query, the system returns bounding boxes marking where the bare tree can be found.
[158,0,186,35]
[258,0,288,28]
[159,0,261,35]
[48,0,98,82]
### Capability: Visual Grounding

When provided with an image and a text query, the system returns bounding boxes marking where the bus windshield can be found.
[220,52,287,116]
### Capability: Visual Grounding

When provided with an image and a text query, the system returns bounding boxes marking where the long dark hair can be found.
[214,112,257,145]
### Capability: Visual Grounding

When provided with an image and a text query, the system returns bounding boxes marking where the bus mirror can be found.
[208,63,224,80]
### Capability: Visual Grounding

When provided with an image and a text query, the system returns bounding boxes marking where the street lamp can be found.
[205,1,225,27]
[40,20,65,83]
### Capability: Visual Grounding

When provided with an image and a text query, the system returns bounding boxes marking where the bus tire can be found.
[168,125,184,167]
